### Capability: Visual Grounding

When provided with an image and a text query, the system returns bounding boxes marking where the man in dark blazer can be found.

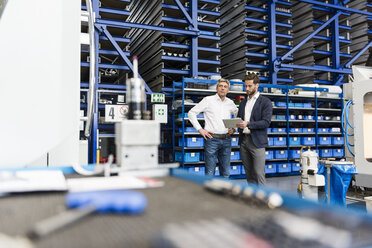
[236,73,272,185]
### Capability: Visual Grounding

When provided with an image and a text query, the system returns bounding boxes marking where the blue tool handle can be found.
[66,190,147,214]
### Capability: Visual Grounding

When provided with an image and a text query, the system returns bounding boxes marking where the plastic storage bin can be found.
[332,137,344,145]
[333,149,344,157]
[288,102,295,108]
[230,151,240,160]
[330,127,341,133]
[230,165,241,175]
[276,115,286,120]
[265,150,274,160]
[291,162,301,172]
[175,152,200,162]
[272,128,286,133]
[187,166,205,175]
[268,137,274,146]
[304,115,314,120]
[289,128,302,133]
[179,127,197,132]
[288,115,296,120]
[303,128,314,133]
[301,137,315,146]
[231,137,239,147]
[273,137,286,146]
[277,163,291,173]
[297,115,304,120]
[289,150,301,159]
[275,101,287,107]
[179,137,204,147]
[289,137,301,145]
[317,116,324,120]
[318,137,332,145]
[295,103,304,108]
[274,150,288,159]
[319,149,332,158]
[265,163,277,174]
[318,128,329,133]
[303,103,312,108]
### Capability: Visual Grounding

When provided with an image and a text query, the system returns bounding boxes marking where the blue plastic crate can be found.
[297,114,304,120]
[291,162,301,172]
[303,103,312,108]
[186,166,205,175]
[265,150,274,160]
[289,150,301,159]
[231,137,239,147]
[289,137,301,145]
[275,101,287,107]
[301,137,315,146]
[267,128,272,133]
[179,137,204,147]
[175,152,200,162]
[329,127,341,133]
[230,151,240,160]
[319,149,332,158]
[289,128,302,133]
[272,128,286,133]
[332,137,344,145]
[230,165,241,175]
[241,166,245,175]
[333,149,344,157]
[288,115,296,120]
[274,150,288,159]
[178,127,198,133]
[324,116,332,121]
[273,137,286,146]
[318,128,329,133]
[303,128,314,133]
[288,102,295,107]
[268,137,274,146]
[295,103,304,108]
[304,115,314,120]
[178,113,204,118]
[277,163,291,173]
[275,115,286,120]
[317,116,324,120]
[318,137,332,145]
[265,163,277,174]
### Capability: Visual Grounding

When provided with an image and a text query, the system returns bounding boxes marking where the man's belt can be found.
[212,133,231,139]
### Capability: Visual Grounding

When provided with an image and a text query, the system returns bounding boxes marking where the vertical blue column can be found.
[331,1,340,85]
[91,0,100,164]
[268,0,277,84]
[190,0,198,77]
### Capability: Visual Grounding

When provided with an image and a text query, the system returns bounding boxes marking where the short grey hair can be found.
[217,78,230,87]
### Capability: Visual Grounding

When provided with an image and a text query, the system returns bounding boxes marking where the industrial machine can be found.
[343,66,372,187]
[299,147,325,201]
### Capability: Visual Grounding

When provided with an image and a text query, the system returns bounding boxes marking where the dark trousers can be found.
[240,134,266,185]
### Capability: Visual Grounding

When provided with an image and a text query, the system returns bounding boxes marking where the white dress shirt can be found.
[188,94,238,134]
[243,92,260,134]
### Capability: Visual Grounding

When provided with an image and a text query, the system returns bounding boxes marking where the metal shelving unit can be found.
[172,78,344,178]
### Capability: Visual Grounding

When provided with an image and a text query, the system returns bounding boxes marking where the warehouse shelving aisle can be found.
[127,0,221,92]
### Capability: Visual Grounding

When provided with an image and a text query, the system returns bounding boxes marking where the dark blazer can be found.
[237,95,273,148]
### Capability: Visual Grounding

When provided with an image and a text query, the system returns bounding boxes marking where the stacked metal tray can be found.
[128,0,221,92]
[348,0,372,65]
[292,1,351,84]
[220,0,293,83]
[81,0,131,89]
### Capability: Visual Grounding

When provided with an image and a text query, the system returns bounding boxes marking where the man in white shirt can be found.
[188,79,238,178]
[236,73,272,185]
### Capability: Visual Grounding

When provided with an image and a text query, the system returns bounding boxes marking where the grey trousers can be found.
[240,134,266,185]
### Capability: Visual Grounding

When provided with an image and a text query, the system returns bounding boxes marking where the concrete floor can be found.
[239,175,369,212]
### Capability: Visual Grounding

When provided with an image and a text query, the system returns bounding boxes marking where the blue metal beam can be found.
[97,19,198,36]
[281,63,352,74]
[279,12,341,62]
[172,0,195,28]
[344,41,372,68]
[294,0,372,16]
[268,0,277,84]
[190,0,198,77]
[96,24,152,93]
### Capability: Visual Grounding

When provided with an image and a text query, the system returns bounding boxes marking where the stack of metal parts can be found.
[292,1,351,84]
[348,0,372,66]
[127,0,221,92]
[81,0,131,89]
[220,0,293,84]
